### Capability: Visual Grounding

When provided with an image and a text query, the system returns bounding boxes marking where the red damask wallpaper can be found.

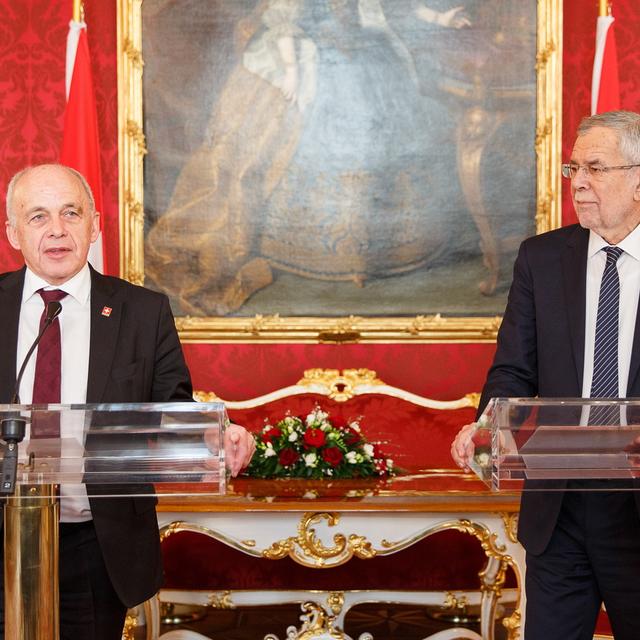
[0,0,119,274]
[0,0,639,401]
[562,0,640,225]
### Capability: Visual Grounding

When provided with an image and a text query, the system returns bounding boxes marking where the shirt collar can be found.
[22,264,91,306]
[588,225,640,262]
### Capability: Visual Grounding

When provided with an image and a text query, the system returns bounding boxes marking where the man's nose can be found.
[48,215,66,236]
[572,166,591,189]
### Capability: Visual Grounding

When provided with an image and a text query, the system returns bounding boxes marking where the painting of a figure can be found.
[143,0,537,318]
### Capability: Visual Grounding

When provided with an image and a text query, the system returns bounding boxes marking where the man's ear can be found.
[90,211,101,243]
[5,221,20,251]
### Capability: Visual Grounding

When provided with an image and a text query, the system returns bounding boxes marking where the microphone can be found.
[1,300,63,495]
[12,300,63,404]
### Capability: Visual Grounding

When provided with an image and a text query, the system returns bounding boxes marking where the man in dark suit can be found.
[1,163,256,639]
[452,110,640,640]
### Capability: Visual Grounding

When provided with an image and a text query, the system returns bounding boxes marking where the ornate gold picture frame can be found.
[117,0,561,343]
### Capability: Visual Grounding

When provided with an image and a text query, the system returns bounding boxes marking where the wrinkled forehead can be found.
[13,166,88,210]
[571,126,623,161]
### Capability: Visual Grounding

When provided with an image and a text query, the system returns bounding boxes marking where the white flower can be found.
[346,451,358,464]
[262,424,273,433]
[304,452,318,467]
[386,458,394,469]
[264,443,276,457]
[349,421,361,433]
[320,421,331,431]
[288,432,298,442]
[306,413,316,426]
[362,443,374,457]
[315,410,328,422]
[327,432,337,440]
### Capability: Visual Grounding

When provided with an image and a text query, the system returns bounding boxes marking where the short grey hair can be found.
[577,110,640,163]
[5,164,96,226]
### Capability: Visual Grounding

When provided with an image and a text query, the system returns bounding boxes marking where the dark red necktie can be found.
[31,289,67,438]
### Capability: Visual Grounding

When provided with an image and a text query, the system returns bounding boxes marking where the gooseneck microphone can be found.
[11,300,63,404]
[1,300,63,495]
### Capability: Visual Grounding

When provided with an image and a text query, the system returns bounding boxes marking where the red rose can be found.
[278,448,299,467]
[303,428,326,447]
[342,427,361,445]
[262,427,282,444]
[321,447,343,467]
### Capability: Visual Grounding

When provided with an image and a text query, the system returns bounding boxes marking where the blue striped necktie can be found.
[589,245,623,424]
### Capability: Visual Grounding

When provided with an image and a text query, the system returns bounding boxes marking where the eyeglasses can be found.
[561,162,640,180]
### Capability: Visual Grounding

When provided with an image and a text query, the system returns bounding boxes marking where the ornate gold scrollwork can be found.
[208,590,235,609]
[464,392,481,409]
[121,609,137,640]
[501,512,519,544]
[193,390,221,402]
[327,591,345,616]
[298,368,384,402]
[264,602,351,640]
[503,608,522,640]
[441,591,468,614]
[262,512,376,567]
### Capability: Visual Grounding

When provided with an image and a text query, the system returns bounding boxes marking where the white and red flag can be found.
[591,3,620,115]
[60,14,105,272]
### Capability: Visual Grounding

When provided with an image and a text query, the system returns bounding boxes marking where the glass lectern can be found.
[471,398,640,491]
[0,402,226,640]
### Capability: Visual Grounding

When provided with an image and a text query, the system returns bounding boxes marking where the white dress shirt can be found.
[16,265,92,521]
[582,226,640,399]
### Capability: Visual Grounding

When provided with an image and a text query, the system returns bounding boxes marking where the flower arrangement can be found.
[245,408,395,479]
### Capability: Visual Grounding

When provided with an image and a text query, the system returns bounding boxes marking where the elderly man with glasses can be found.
[452,110,640,640]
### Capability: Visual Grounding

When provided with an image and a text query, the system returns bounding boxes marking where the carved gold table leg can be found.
[4,484,59,640]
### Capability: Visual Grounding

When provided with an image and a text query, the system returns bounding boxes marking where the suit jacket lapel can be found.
[562,226,589,393]
[0,268,26,402]
[86,267,122,403]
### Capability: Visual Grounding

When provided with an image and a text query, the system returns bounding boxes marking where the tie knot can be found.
[38,289,67,304]
[604,246,623,264]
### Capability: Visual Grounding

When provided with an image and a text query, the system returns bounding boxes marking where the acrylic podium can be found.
[0,402,226,640]
[470,397,640,490]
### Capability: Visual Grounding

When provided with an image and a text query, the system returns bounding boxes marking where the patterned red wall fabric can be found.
[562,0,640,226]
[0,0,119,274]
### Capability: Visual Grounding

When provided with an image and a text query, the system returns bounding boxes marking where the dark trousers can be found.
[0,520,127,640]
[525,488,640,640]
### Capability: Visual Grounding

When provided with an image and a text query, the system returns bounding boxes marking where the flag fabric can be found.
[591,12,620,115]
[60,19,105,273]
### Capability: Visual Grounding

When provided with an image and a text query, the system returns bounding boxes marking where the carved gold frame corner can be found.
[117,0,562,343]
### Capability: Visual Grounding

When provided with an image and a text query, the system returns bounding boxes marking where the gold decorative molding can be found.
[501,512,519,544]
[159,521,259,556]
[535,0,562,234]
[327,591,345,616]
[265,602,350,640]
[194,368,479,411]
[122,609,137,640]
[208,590,235,609]
[298,368,384,401]
[119,1,561,343]
[263,512,376,568]
[503,608,522,640]
[440,591,469,614]
[172,314,503,343]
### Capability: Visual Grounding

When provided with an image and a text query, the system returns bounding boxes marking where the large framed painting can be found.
[118,0,561,342]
